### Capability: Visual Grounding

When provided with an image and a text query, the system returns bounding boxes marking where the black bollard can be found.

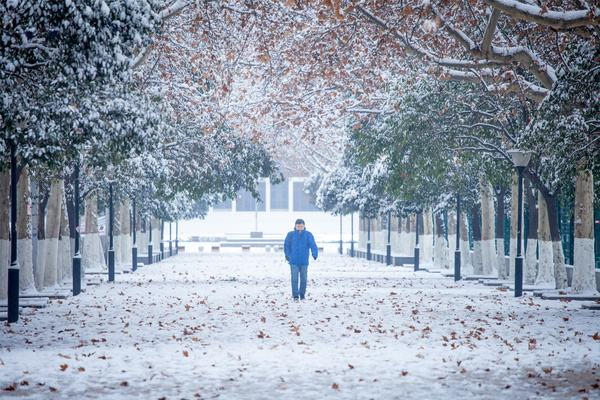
[108,182,115,282]
[7,142,19,322]
[72,161,82,296]
[132,197,137,271]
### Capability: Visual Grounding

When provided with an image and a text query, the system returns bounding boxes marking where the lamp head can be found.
[507,149,532,167]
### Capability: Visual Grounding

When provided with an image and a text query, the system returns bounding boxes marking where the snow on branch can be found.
[158,0,194,20]
[358,5,555,98]
[484,0,600,30]
[131,0,194,70]
[439,68,548,101]
[481,9,500,57]
[431,6,557,89]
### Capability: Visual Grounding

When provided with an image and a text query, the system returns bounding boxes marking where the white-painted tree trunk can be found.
[460,212,473,275]
[358,217,366,251]
[113,203,123,267]
[120,200,132,264]
[34,238,46,291]
[59,197,72,283]
[433,213,447,270]
[390,215,399,254]
[17,167,36,293]
[422,209,434,266]
[398,217,407,255]
[408,215,416,254]
[380,217,387,254]
[472,241,483,275]
[523,183,538,285]
[552,239,568,290]
[82,193,106,271]
[535,192,555,286]
[571,170,597,294]
[471,205,483,275]
[447,211,456,271]
[43,180,64,289]
[524,238,538,285]
[480,180,497,276]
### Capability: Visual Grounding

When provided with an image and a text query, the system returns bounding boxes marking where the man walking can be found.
[284,219,318,300]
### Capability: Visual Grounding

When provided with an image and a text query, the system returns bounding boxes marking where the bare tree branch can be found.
[482,9,500,57]
[484,0,600,30]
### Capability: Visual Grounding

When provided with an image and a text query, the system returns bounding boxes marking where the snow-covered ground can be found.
[1,252,599,399]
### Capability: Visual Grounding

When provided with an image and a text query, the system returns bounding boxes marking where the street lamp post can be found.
[414,212,420,272]
[108,182,115,282]
[175,220,179,255]
[169,221,173,257]
[508,149,532,297]
[159,219,164,261]
[366,217,372,261]
[7,141,20,322]
[386,211,392,266]
[350,212,355,257]
[132,197,137,271]
[72,161,82,296]
[147,217,153,265]
[454,194,461,281]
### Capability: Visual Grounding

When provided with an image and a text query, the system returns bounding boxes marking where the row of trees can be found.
[294,0,598,294]
[313,43,598,292]
[1,0,597,303]
[0,1,280,304]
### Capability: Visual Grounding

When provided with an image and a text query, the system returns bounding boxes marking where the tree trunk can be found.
[391,214,399,254]
[34,184,49,291]
[137,209,146,252]
[572,170,597,294]
[64,171,77,240]
[59,195,72,283]
[403,215,411,255]
[509,172,524,279]
[460,211,473,275]
[536,192,555,286]
[544,193,568,289]
[114,202,123,267]
[43,179,64,288]
[495,186,507,279]
[524,179,539,285]
[82,193,105,271]
[447,211,456,271]
[17,167,36,293]
[480,179,497,276]
[422,209,434,266]
[0,170,10,300]
[408,214,416,252]
[433,212,447,270]
[120,200,131,264]
[471,205,483,275]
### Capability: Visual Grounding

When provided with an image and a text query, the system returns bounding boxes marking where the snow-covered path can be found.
[1,252,598,399]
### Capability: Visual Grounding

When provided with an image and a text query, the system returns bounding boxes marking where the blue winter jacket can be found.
[284,229,318,266]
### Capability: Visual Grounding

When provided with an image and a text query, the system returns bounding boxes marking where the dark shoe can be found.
[293,296,299,300]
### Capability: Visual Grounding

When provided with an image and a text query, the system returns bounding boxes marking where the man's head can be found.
[295,218,305,231]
